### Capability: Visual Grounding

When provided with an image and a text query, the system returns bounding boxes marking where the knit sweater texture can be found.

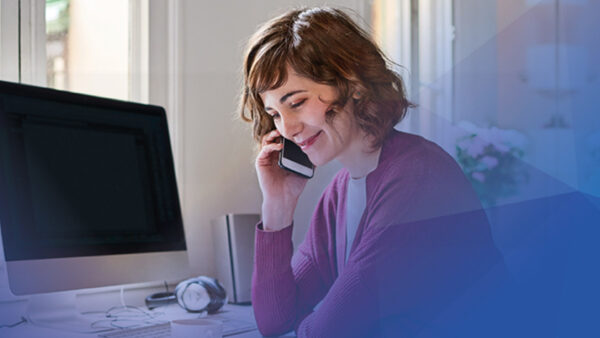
[252,130,507,337]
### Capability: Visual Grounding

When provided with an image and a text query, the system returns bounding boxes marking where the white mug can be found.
[171,318,223,338]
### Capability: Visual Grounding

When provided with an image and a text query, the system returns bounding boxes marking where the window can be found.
[46,0,146,102]
[0,0,181,181]
[372,0,454,149]
[373,0,599,202]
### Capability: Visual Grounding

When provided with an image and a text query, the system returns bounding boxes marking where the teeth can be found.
[299,131,320,148]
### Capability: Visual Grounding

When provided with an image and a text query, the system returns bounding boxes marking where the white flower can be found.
[456,120,527,155]
[487,127,510,153]
[481,156,499,169]
[466,136,489,157]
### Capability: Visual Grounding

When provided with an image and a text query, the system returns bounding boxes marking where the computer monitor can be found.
[0,80,190,331]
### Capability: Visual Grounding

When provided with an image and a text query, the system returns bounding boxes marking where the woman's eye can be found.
[291,99,306,109]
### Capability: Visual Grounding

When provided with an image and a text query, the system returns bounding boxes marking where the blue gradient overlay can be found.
[388,1,600,336]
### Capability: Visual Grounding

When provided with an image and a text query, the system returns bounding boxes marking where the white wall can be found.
[179,0,369,276]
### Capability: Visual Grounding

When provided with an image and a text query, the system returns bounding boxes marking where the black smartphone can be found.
[278,137,314,178]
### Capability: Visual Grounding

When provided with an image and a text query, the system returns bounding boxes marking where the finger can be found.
[261,130,280,147]
[261,129,281,146]
[257,142,283,161]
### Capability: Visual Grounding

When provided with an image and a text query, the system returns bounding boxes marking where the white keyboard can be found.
[97,317,256,337]
[212,315,257,336]
[98,322,170,338]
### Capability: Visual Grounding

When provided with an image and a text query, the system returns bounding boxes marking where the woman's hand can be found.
[256,129,309,231]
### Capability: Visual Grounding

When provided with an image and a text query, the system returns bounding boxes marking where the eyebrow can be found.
[265,90,307,111]
[280,90,306,104]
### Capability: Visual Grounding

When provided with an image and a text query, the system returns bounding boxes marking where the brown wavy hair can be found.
[240,7,413,148]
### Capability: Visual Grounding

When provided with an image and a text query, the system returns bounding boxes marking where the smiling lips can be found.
[298,131,322,150]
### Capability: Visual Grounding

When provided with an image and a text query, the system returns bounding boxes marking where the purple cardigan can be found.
[252,131,507,337]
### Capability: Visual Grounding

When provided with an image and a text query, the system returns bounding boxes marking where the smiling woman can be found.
[240,7,509,337]
[260,65,359,167]
[240,8,412,151]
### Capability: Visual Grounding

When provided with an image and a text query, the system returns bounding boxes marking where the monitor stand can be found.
[25,291,112,333]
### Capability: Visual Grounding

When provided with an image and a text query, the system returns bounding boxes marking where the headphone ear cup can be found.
[175,276,227,313]
[174,277,194,302]
[199,277,228,313]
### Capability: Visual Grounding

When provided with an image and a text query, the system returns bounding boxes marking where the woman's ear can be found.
[351,83,366,100]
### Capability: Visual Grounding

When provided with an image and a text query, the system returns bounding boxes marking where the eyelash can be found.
[268,98,306,120]
[291,99,306,109]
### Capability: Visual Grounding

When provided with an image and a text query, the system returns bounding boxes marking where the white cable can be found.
[120,286,126,308]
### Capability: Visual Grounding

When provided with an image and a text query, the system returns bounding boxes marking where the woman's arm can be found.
[256,129,308,232]
[252,223,331,336]
[252,181,339,336]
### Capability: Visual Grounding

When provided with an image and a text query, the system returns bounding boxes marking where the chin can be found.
[307,152,333,167]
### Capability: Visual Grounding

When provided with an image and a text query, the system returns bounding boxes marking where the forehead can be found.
[260,66,327,104]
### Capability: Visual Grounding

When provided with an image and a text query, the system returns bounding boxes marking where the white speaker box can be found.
[211,213,259,304]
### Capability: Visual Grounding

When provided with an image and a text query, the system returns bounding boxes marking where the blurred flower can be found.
[466,136,488,157]
[457,121,527,154]
[481,156,499,169]
[455,121,528,207]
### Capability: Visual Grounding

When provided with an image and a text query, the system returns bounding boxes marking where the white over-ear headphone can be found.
[174,276,228,313]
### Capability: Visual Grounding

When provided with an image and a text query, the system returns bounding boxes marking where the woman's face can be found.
[260,66,359,167]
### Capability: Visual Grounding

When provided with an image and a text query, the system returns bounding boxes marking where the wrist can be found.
[261,198,296,231]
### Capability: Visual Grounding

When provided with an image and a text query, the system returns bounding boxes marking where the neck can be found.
[338,132,382,179]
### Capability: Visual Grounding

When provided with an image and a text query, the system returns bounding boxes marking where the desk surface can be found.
[0,303,264,338]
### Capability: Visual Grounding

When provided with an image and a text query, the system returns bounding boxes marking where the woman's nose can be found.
[279,114,302,139]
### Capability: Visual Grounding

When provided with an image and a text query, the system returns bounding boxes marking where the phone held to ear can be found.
[278,137,314,179]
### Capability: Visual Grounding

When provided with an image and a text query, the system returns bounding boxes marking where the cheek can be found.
[304,103,330,125]
[325,110,354,141]
[335,115,354,137]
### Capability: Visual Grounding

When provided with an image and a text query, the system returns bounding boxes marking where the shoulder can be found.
[378,130,461,178]
[366,130,481,224]
[369,130,468,197]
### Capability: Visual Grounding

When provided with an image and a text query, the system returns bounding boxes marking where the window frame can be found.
[18,0,46,86]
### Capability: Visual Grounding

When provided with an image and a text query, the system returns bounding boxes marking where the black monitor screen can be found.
[0,82,186,261]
